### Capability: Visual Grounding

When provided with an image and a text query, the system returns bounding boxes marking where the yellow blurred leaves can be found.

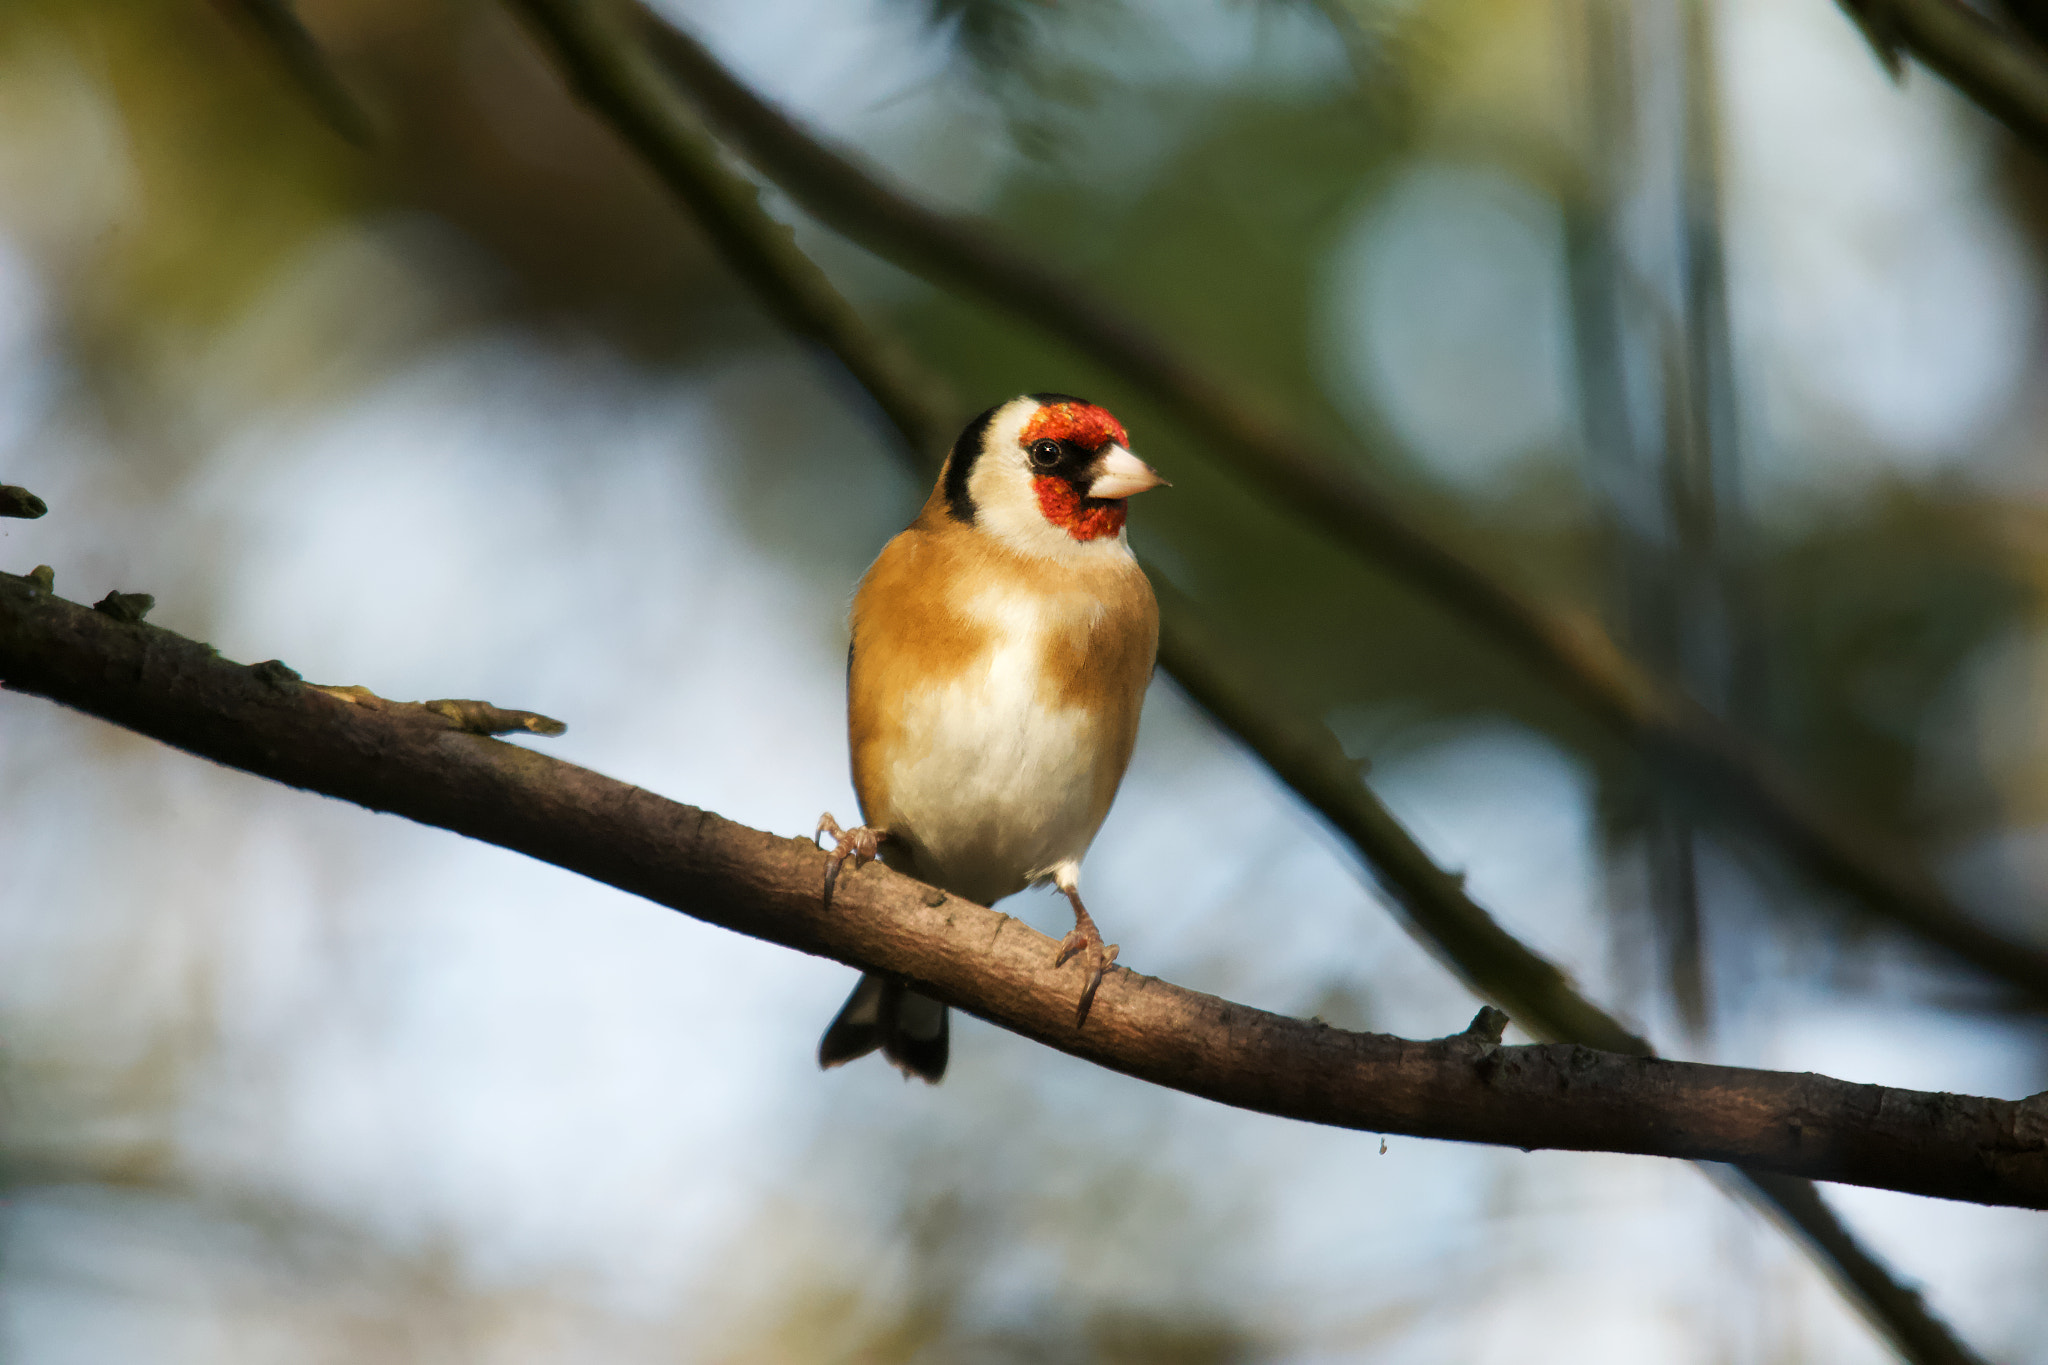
[3,3,366,330]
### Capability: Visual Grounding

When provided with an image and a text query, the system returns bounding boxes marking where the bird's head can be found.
[940,394,1167,560]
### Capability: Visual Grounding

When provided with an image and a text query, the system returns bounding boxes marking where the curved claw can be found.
[815,813,883,910]
[1053,926,1119,1028]
[1051,878,1119,1028]
[1072,945,1119,1028]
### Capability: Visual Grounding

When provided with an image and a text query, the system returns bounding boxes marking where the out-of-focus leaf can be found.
[1759,484,2033,843]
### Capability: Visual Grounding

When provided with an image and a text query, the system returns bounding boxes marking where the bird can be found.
[813,393,1167,1083]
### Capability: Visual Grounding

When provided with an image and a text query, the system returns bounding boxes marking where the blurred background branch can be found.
[213,0,377,146]
[1837,0,2048,151]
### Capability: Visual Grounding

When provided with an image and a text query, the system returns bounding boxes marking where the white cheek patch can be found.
[966,404,1135,565]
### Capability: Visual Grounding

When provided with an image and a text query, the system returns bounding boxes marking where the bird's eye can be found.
[1028,439,1063,468]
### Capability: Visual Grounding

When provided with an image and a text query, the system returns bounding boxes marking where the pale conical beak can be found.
[1087,446,1169,500]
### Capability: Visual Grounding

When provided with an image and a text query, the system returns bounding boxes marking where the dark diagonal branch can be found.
[3,572,2046,1210]
[1838,0,2048,152]
[1154,590,1651,1057]
[213,0,376,147]
[488,7,1992,1360]
[518,0,2048,1014]
[493,0,954,455]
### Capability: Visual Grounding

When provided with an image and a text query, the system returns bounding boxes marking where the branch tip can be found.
[1459,1007,1511,1046]
[309,682,378,707]
[1841,0,1909,78]
[0,485,46,519]
[422,697,568,737]
[306,686,564,736]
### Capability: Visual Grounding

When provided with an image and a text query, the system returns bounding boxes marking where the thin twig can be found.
[3,571,2045,1208]
[0,485,47,519]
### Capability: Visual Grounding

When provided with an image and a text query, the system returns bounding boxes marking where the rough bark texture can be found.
[5,568,2045,1209]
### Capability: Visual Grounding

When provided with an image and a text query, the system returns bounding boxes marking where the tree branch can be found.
[3,570,2045,1211]
[583,1,2048,1012]
[1838,0,2048,153]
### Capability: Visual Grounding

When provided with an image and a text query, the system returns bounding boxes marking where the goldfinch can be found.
[815,394,1167,1083]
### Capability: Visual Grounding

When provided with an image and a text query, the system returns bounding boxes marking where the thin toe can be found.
[816,817,884,910]
[1072,943,1119,1028]
[1054,933,1118,1027]
[1074,968,1104,1028]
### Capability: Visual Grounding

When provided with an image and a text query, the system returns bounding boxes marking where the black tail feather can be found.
[818,973,888,1069]
[817,973,948,1083]
[882,987,948,1083]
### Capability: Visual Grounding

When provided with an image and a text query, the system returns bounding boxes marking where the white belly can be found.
[881,593,1107,905]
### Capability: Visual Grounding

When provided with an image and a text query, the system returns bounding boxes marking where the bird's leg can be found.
[815,813,885,909]
[1049,861,1119,1028]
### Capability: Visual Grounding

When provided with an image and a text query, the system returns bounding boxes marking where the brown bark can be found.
[4,568,2044,1209]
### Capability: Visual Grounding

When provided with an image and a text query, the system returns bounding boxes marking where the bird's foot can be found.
[815,814,883,909]
[1052,913,1119,1030]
